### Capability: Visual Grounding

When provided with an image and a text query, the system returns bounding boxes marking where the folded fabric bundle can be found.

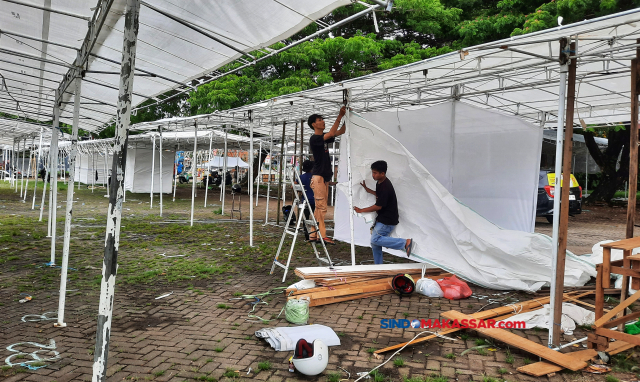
[255,324,341,351]
[500,302,595,335]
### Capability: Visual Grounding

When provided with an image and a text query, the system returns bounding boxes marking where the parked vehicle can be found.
[537,170,582,223]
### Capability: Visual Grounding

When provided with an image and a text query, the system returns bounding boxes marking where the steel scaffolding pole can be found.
[92,0,140,379]
[150,134,156,208]
[32,127,43,209]
[190,123,198,226]
[204,128,213,207]
[49,97,61,265]
[249,112,254,246]
[264,125,274,225]
[221,130,228,214]
[548,38,569,348]
[56,74,82,328]
[159,126,163,216]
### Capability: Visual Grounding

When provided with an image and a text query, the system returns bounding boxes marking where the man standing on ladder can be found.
[307,106,347,245]
[354,160,415,264]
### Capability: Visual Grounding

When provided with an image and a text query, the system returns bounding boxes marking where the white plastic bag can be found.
[415,266,444,297]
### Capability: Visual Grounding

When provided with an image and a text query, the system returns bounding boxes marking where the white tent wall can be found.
[73,153,113,185]
[334,111,594,291]
[338,101,542,233]
[125,145,175,193]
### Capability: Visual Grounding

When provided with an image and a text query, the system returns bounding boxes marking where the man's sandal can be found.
[405,238,414,258]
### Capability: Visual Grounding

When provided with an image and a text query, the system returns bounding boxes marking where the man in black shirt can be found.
[354,160,414,264]
[307,106,347,244]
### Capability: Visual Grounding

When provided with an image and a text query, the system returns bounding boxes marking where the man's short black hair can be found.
[307,114,323,129]
[371,160,387,173]
[302,160,314,173]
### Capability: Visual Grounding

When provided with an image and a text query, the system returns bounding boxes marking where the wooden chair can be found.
[590,237,640,350]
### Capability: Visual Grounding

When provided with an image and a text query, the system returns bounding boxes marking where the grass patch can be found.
[445,352,456,359]
[367,347,376,354]
[498,367,508,375]
[460,333,469,340]
[605,376,619,382]
[223,368,239,378]
[523,358,532,365]
[216,303,230,309]
[370,370,386,382]
[505,350,514,364]
[153,370,165,377]
[393,357,405,367]
[257,361,271,371]
[327,372,342,382]
[214,347,224,352]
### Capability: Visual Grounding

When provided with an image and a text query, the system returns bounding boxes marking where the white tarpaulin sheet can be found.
[74,153,112,185]
[124,145,174,193]
[204,157,249,169]
[334,111,595,291]
[360,101,542,232]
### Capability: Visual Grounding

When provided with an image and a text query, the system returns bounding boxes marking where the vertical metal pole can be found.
[249,113,254,246]
[104,148,109,197]
[11,139,16,188]
[626,42,640,239]
[56,74,82,328]
[172,142,178,201]
[15,139,20,192]
[24,137,34,202]
[150,135,155,209]
[159,126,163,216]
[551,41,576,346]
[300,118,304,168]
[548,39,569,348]
[49,97,61,265]
[39,148,50,222]
[190,123,198,226]
[255,140,262,206]
[264,125,274,225]
[20,138,27,198]
[93,0,140,379]
[221,130,228,214]
[345,104,356,266]
[331,141,336,206]
[276,122,286,225]
[204,130,213,207]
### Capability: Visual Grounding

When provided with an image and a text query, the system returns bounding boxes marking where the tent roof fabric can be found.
[130,9,640,140]
[0,0,353,142]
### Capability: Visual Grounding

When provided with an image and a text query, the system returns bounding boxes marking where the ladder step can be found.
[293,184,304,191]
[285,230,298,236]
[304,219,316,226]
[273,261,287,269]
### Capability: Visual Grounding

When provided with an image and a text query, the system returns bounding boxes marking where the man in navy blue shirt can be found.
[354,160,415,264]
[299,160,315,212]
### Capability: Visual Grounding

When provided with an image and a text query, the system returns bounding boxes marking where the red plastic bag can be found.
[436,275,472,300]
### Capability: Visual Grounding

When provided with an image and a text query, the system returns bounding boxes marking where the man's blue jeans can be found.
[371,222,406,264]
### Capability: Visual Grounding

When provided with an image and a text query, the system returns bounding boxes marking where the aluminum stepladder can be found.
[270,168,333,282]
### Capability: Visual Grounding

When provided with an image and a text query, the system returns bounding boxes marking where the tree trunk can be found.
[582,125,631,204]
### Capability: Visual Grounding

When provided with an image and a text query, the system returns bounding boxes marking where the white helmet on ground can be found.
[291,338,328,376]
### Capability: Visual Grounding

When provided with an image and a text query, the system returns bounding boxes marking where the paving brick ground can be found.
[1,184,638,381]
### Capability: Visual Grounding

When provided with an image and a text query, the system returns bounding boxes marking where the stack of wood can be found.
[287,263,450,307]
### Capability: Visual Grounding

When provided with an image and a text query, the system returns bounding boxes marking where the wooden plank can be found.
[441,311,588,371]
[596,264,604,320]
[601,310,640,329]
[372,292,592,355]
[608,266,640,278]
[563,294,609,312]
[596,327,640,347]
[603,247,611,288]
[594,288,640,327]
[553,45,577,345]
[308,290,390,307]
[601,237,640,251]
[517,339,635,377]
[291,283,394,300]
